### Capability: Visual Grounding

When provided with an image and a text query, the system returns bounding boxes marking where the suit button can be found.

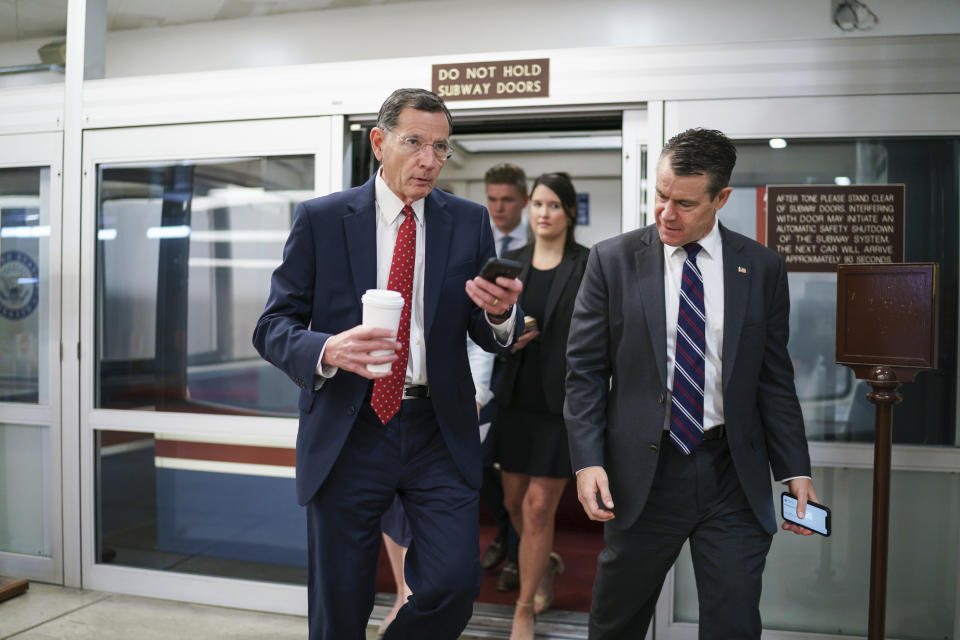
[649,443,659,453]
[348,406,356,416]
[658,393,665,404]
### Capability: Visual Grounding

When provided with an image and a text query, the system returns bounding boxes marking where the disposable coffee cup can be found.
[361,289,404,373]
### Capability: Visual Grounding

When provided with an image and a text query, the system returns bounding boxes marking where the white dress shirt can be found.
[663,221,808,483]
[664,220,725,432]
[317,170,514,385]
[492,219,528,259]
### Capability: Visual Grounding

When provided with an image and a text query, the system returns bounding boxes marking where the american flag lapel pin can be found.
[738,266,747,274]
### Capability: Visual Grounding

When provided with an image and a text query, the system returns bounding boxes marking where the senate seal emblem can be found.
[0,250,40,321]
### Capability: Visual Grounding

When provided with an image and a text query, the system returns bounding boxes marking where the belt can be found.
[662,424,725,441]
[702,424,725,441]
[402,385,430,400]
[363,383,430,402]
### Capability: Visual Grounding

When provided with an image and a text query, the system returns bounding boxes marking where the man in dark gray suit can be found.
[565,128,819,639]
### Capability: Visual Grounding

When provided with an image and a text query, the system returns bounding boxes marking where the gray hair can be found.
[376,88,453,133]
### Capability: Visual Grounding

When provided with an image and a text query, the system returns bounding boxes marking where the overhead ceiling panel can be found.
[0,0,435,43]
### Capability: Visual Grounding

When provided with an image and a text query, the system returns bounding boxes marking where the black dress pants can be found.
[589,431,773,640]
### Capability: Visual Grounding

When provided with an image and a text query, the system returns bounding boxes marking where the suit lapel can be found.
[423,190,452,339]
[635,229,668,387]
[542,245,578,333]
[343,177,378,306]
[720,224,749,395]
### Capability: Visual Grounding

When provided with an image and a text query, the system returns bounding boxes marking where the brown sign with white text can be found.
[765,185,904,273]
[432,58,549,101]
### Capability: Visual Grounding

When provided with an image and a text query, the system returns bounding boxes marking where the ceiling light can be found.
[456,135,622,154]
[0,225,51,238]
[769,138,787,149]
[146,225,190,239]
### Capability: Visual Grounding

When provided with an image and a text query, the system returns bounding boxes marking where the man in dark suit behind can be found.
[565,128,819,639]
[253,88,523,640]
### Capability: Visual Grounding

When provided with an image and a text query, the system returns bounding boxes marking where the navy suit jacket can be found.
[254,175,523,505]
[565,222,811,534]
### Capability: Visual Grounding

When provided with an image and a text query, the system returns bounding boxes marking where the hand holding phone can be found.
[596,490,614,513]
[523,315,538,333]
[781,492,831,536]
[479,257,523,283]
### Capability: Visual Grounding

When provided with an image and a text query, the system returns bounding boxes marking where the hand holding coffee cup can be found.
[362,289,405,373]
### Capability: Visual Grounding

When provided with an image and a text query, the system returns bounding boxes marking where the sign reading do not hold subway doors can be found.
[432,58,549,101]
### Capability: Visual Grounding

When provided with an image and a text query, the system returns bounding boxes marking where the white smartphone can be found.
[781,492,831,536]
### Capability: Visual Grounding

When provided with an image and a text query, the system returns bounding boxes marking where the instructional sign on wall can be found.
[765,185,905,273]
[431,58,549,101]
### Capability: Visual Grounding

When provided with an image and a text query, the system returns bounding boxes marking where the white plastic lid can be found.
[361,289,404,308]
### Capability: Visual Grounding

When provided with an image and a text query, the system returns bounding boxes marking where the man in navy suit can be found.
[253,88,523,640]
[565,128,818,639]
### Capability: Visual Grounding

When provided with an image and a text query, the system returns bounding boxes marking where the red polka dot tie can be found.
[371,205,416,425]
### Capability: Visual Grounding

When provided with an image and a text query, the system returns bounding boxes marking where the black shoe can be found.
[496,561,519,592]
[481,535,507,570]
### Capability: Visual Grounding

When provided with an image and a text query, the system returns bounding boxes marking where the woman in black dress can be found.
[494,172,589,640]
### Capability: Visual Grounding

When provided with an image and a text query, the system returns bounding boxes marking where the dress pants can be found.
[589,431,773,640]
[305,397,480,640]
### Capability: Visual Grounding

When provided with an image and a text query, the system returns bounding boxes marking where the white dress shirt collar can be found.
[663,217,725,430]
[375,170,425,224]
[664,217,721,261]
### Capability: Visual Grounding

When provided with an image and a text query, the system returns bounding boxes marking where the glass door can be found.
[0,131,64,583]
[79,117,338,612]
[659,95,960,640]
[347,107,647,638]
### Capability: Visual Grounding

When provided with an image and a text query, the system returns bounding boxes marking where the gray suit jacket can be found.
[564,222,811,534]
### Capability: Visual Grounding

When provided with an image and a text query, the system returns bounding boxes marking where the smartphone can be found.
[523,315,538,333]
[595,490,614,513]
[781,492,831,536]
[479,257,523,283]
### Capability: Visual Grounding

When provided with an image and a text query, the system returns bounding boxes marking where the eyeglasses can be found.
[385,128,454,160]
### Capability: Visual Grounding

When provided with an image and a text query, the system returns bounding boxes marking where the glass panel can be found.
[724,138,959,445]
[97,429,305,583]
[0,422,53,556]
[95,156,314,416]
[0,166,51,404]
[674,466,959,638]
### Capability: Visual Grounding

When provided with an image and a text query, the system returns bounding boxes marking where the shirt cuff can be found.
[474,384,494,407]
[314,343,338,389]
[488,305,517,345]
[778,475,812,484]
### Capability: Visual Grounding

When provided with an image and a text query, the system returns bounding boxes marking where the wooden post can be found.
[864,366,901,640]
[835,263,938,640]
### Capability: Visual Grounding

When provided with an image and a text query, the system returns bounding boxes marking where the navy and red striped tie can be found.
[670,242,706,454]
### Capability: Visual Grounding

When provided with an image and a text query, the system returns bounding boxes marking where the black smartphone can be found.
[595,490,614,513]
[781,492,831,536]
[479,257,523,283]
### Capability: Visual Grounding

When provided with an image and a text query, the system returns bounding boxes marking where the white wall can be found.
[1,0,954,79]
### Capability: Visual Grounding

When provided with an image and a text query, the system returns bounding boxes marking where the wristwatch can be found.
[488,304,513,323]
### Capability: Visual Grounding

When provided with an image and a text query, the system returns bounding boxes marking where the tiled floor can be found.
[0,583,502,640]
[0,582,591,639]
